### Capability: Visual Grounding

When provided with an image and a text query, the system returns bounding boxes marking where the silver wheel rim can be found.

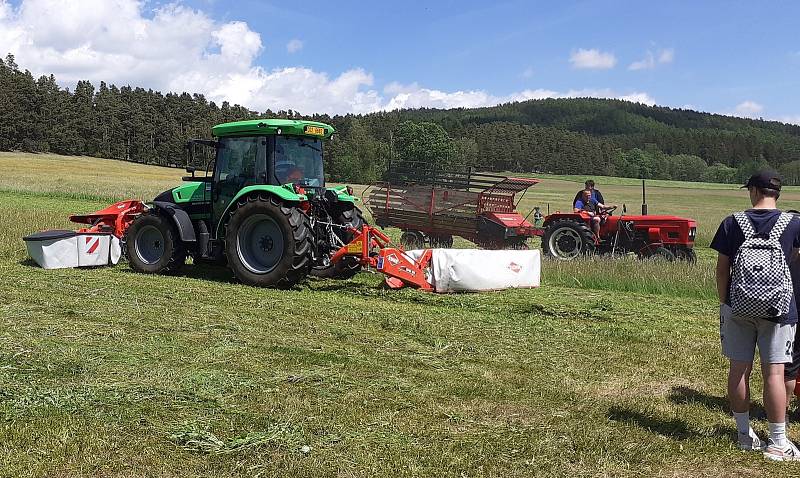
[135,225,165,264]
[237,214,285,274]
[549,227,582,259]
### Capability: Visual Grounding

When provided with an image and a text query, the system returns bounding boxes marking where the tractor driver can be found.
[573,179,605,209]
[574,189,609,236]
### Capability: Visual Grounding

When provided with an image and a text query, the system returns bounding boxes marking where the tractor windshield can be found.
[274,136,324,187]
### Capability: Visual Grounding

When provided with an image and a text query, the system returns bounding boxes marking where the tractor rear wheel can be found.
[311,206,366,279]
[225,194,312,288]
[125,213,186,273]
[542,219,595,260]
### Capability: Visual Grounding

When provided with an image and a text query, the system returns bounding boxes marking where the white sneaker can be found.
[764,440,800,461]
[738,429,764,451]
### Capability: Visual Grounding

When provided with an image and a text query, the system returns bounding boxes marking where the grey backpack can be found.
[730,212,794,318]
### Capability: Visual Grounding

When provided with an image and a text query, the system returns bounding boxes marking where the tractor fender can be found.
[151,201,196,242]
[327,184,359,204]
[214,185,306,239]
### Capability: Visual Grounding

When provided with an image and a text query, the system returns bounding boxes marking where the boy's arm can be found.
[716,254,731,305]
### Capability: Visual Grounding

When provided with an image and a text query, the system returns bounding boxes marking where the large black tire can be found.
[429,234,454,248]
[504,238,529,250]
[640,246,676,262]
[400,230,425,249]
[542,219,595,260]
[673,247,697,263]
[125,213,186,273]
[225,194,312,288]
[311,206,365,280]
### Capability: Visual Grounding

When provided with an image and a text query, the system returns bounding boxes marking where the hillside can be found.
[3,53,800,184]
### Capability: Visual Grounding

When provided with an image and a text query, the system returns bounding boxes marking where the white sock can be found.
[733,411,751,435]
[769,421,787,447]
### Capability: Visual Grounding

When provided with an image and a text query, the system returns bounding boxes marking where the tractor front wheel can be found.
[542,219,595,260]
[225,194,312,288]
[640,246,676,262]
[125,213,186,273]
[673,247,697,263]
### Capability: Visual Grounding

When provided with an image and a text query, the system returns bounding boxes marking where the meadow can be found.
[1,151,798,477]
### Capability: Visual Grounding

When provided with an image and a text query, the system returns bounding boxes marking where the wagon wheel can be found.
[429,234,453,248]
[400,230,425,249]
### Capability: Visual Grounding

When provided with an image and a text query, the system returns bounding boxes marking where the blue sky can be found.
[3,0,799,121]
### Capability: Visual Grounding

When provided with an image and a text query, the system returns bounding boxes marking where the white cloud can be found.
[0,0,654,114]
[521,66,534,78]
[629,48,674,70]
[569,48,616,69]
[286,39,303,54]
[777,115,800,126]
[734,100,764,118]
[658,48,674,63]
[380,83,654,110]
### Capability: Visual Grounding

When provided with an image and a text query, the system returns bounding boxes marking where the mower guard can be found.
[69,199,145,237]
[330,224,541,292]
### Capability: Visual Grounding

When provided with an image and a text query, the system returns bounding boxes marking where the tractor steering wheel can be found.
[602,205,618,215]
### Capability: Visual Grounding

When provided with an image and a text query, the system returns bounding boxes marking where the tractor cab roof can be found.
[211,119,335,139]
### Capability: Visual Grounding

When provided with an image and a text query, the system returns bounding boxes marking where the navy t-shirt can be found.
[573,189,605,207]
[574,198,598,212]
[710,209,800,324]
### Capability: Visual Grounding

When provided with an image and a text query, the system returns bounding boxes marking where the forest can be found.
[3,53,800,184]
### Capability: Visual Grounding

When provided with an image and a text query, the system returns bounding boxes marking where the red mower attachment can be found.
[330,225,434,291]
[69,200,145,237]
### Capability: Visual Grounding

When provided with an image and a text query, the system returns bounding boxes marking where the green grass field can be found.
[0,151,795,476]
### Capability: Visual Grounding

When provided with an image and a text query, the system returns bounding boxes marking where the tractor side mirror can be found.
[185,166,196,176]
[623,204,627,213]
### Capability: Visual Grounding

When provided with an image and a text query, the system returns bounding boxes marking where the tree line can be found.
[3,53,800,185]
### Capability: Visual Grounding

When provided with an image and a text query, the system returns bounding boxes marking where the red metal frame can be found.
[69,200,145,237]
[367,175,540,245]
[330,225,434,291]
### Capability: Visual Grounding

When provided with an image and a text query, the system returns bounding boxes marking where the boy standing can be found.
[710,171,800,461]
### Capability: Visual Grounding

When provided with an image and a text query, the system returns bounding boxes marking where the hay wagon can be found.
[364,164,539,249]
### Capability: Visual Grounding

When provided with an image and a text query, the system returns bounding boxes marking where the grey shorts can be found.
[720,304,796,364]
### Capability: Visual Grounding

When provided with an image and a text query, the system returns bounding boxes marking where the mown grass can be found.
[0,151,793,477]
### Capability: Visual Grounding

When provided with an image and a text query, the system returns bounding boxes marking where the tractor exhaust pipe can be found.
[641,179,648,215]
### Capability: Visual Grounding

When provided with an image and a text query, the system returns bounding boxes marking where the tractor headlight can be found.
[689,227,696,239]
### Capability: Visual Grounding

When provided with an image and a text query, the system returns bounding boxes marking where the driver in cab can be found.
[574,189,610,236]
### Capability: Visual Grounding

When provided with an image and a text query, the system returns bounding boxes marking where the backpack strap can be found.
[733,212,756,238]
[770,212,794,240]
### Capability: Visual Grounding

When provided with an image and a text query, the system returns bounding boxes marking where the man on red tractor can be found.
[572,179,605,208]
[574,189,612,236]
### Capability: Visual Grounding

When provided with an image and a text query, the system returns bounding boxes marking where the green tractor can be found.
[124,119,364,287]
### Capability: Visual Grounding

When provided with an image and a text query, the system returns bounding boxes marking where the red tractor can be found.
[540,206,697,262]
